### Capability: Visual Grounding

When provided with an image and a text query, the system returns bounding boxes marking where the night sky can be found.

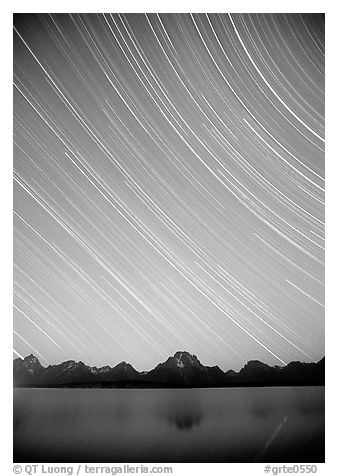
[13,13,325,372]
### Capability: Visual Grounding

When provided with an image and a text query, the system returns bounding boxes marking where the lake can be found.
[13,386,324,462]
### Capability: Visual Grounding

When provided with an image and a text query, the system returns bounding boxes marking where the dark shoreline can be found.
[14,381,325,389]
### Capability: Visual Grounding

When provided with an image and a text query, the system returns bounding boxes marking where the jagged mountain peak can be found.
[155,352,196,371]
[174,350,197,358]
[24,354,40,363]
[23,354,43,369]
[172,351,201,368]
[115,361,132,368]
[244,360,271,368]
[174,351,193,358]
[59,360,77,370]
[112,361,138,375]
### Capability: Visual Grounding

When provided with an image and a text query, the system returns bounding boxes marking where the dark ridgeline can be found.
[13,351,324,388]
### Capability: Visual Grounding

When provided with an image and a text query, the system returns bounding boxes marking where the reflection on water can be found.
[168,412,201,430]
[164,389,202,430]
[13,386,324,462]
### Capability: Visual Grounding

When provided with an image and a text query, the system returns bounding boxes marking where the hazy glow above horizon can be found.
[13,13,324,372]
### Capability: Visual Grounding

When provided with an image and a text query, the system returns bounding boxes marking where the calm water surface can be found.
[14,386,324,462]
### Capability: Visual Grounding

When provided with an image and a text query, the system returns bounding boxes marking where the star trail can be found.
[13,13,325,371]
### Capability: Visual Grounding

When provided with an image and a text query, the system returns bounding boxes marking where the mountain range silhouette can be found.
[13,351,325,388]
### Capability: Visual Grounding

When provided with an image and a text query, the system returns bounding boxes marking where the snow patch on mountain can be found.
[176,353,185,368]
[63,361,76,371]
